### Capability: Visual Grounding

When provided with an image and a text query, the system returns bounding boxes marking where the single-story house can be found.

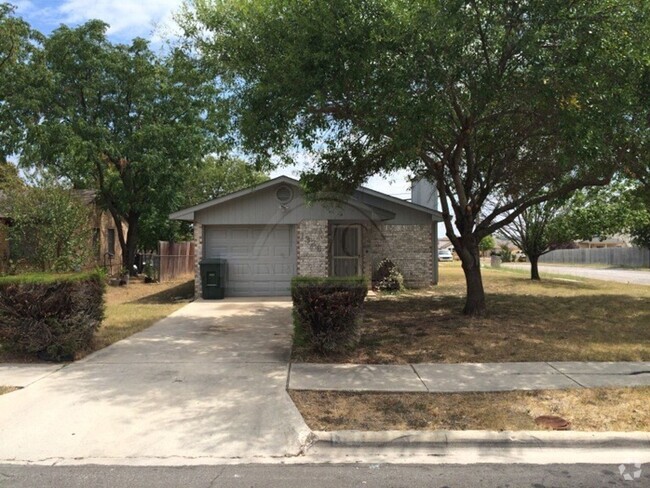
[575,235,632,249]
[438,237,454,252]
[74,190,127,275]
[170,176,444,298]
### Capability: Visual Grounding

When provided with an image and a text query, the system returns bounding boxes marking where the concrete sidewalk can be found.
[289,362,650,392]
[0,364,66,388]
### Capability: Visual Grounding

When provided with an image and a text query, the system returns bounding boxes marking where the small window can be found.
[107,228,116,255]
[276,185,293,204]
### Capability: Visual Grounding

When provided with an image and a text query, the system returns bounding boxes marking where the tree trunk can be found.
[458,236,486,316]
[530,255,541,280]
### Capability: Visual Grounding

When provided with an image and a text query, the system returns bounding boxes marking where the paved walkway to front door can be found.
[0,298,311,465]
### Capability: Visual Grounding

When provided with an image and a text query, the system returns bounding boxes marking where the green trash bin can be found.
[200,258,227,299]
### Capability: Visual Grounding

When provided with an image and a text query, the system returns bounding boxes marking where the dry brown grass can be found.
[90,278,194,354]
[292,263,650,363]
[290,388,650,431]
[0,386,18,395]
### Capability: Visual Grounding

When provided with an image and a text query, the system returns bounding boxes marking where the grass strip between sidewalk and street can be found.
[290,387,650,432]
[292,263,650,364]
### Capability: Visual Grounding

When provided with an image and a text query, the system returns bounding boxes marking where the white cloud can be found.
[56,0,183,40]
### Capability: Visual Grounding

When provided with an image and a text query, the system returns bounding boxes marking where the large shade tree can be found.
[186,0,649,315]
[0,3,43,162]
[11,19,222,270]
[618,51,650,249]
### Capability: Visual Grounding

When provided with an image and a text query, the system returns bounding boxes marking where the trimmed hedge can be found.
[0,272,105,361]
[291,276,368,354]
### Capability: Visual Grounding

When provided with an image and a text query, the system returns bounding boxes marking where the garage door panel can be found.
[204,225,295,296]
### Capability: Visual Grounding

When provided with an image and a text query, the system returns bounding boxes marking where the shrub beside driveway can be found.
[0,278,194,362]
[292,263,650,364]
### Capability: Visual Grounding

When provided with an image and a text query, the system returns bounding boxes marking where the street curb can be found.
[312,430,650,449]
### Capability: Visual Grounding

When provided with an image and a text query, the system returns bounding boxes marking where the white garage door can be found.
[203,225,295,297]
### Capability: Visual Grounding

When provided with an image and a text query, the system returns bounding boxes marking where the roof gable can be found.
[169,175,442,222]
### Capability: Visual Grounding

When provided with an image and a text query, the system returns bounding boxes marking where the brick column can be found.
[194,222,203,298]
[296,220,329,277]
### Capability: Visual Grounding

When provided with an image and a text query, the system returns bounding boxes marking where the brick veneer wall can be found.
[296,220,329,277]
[193,222,203,298]
[366,223,434,288]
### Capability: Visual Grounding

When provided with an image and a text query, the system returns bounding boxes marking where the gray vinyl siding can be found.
[195,182,433,226]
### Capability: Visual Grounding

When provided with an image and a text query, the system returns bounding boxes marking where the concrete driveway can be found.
[0,299,311,465]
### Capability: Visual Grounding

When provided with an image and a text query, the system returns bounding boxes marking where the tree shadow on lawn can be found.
[126,280,195,305]
[292,291,650,364]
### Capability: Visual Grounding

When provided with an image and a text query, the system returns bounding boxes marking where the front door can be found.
[331,224,361,277]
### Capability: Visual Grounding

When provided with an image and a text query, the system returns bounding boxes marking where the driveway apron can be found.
[0,298,311,465]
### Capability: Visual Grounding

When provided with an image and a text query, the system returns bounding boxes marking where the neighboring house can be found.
[170,176,444,298]
[575,235,632,249]
[74,190,126,274]
[438,237,454,251]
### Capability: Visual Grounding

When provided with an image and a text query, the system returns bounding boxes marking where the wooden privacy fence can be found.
[155,241,195,282]
[540,247,650,268]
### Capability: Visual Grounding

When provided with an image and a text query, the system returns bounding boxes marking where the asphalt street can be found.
[0,464,647,488]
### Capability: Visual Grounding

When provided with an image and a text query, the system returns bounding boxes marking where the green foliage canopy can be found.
[11,20,222,268]
[137,155,269,251]
[186,0,650,314]
[478,235,495,253]
[0,3,44,161]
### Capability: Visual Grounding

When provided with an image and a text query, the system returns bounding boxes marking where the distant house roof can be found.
[170,175,443,222]
[438,237,453,250]
[73,189,98,206]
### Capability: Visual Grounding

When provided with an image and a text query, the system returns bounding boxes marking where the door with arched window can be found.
[331,224,361,277]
